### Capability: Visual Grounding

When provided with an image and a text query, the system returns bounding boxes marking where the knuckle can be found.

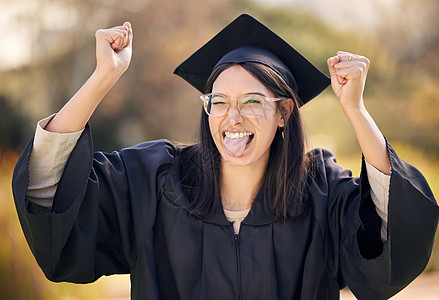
[359,62,368,70]
[359,56,370,66]
[354,67,364,76]
[365,58,370,69]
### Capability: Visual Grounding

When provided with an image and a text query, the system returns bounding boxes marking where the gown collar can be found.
[163,162,277,226]
[187,193,277,226]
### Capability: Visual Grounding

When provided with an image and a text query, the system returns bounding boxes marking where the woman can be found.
[12,14,438,299]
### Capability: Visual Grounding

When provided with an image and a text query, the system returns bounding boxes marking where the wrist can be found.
[93,67,123,85]
[341,98,366,117]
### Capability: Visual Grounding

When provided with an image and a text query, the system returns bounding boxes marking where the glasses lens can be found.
[208,94,229,117]
[239,94,265,118]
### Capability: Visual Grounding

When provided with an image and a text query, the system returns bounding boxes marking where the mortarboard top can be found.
[173,14,330,106]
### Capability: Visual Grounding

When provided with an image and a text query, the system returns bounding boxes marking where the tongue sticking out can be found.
[223,135,251,157]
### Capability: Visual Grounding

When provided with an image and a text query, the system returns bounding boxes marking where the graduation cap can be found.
[174,14,330,106]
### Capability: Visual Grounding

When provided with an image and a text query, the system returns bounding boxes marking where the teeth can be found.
[225,132,252,139]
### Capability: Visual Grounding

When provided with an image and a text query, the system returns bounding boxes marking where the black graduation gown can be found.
[12,125,439,300]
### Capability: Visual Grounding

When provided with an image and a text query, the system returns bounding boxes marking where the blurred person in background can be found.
[12,14,438,299]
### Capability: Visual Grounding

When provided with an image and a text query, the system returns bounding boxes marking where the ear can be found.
[278,98,294,127]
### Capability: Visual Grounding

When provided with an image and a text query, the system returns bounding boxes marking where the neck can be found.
[220,158,268,211]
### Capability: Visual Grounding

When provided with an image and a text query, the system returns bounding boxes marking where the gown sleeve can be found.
[12,124,175,284]
[317,142,438,299]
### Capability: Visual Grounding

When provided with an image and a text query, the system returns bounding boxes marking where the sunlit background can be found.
[1,0,438,299]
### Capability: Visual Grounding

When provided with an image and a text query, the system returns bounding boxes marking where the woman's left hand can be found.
[328,51,391,174]
[327,51,370,111]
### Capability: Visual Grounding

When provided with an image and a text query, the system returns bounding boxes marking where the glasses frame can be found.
[200,93,287,118]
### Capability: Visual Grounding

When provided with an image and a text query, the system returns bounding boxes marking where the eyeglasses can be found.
[200,93,287,118]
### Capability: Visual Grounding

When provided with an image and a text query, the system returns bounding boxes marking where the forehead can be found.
[212,65,274,97]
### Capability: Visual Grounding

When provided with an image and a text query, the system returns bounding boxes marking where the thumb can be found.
[327,56,339,78]
[123,21,133,48]
[327,56,345,87]
[327,56,343,87]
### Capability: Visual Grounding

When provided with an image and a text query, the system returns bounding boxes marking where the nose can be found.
[226,100,244,122]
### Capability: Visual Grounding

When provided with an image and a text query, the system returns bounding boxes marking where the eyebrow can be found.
[214,92,268,98]
[243,92,266,97]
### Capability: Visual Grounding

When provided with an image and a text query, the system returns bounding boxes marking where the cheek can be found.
[258,115,281,142]
[264,121,280,140]
[254,111,282,133]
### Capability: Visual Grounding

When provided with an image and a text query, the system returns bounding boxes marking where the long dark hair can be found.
[179,62,312,221]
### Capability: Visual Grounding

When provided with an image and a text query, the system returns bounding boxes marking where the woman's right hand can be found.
[95,22,133,76]
[44,22,133,133]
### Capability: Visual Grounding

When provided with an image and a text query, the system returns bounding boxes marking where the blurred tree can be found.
[368,0,439,156]
[0,95,32,150]
[1,0,438,154]
[373,0,439,77]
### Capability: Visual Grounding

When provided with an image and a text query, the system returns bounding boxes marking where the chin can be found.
[220,147,269,168]
[221,154,253,167]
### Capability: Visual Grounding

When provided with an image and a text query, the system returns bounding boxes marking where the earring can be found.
[279,126,285,140]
